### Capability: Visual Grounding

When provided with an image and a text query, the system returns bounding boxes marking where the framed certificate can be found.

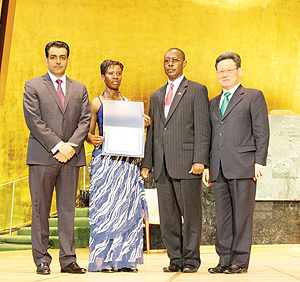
[102,100,145,157]
[103,126,144,156]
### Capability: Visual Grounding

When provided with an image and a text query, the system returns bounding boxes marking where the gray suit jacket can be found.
[23,73,91,167]
[209,84,269,181]
[142,77,211,181]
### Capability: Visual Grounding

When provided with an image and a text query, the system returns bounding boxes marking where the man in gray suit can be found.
[23,41,91,275]
[203,52,269,274]
[141,48,210,273]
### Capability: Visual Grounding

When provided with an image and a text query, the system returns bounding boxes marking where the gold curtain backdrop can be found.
[0,0,299,230]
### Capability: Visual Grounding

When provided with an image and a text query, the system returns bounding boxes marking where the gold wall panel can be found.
[0,0,299,230]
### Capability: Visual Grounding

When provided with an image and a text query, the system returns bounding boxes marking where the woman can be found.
[87,60,150,273]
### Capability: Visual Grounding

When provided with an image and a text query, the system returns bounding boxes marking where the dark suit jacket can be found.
[209,84,269,181]
[23,73,91,167]
[142,77,211,181]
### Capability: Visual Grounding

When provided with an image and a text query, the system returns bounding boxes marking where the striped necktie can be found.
[220,91,231,117]
[56,79,65,110]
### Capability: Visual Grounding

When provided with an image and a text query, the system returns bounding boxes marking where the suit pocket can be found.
[182,143,194,150]
[69,98,82,106]
[237,145,256,153]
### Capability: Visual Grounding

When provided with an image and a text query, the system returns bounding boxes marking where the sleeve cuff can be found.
[51,141,64,154]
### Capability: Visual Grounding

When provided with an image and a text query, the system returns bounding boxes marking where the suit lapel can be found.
[64,77,73,112]
[222,84,244,119]
[158,84,167,123]
[166,77,188,122]
[43,73,64,112]
[212,92,222,120]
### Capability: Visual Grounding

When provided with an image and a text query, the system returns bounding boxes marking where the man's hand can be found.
[189,163,204,175]
[54,151,69,163]
[202,168,211,187]
[141,168,150,179]
[253,163,264,181]
[58,142,78,159]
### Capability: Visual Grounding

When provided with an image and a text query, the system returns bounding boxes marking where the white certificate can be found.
[102,100,145,157]
[104,126,144,156]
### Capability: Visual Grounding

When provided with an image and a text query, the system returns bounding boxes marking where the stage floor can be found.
[1,245,300,281]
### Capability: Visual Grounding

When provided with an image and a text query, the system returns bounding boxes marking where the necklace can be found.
[104,91,122,100]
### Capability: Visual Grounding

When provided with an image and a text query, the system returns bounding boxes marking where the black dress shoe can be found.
[224,264,247,274]
[163,264,182,272]
[36,262,50,275]
[117,267,138,272]
[208,264,228,273]
[61,262,86,274]
[182,264,198,273]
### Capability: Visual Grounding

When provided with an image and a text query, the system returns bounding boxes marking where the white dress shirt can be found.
[219,83,240,109]
[165,74,184,118]
[48,71,66,95]
[48,71,67,154]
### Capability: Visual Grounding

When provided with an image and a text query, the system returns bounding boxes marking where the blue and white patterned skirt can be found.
[88,146,148,271]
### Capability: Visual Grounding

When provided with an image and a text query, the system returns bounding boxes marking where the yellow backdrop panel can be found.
[0,0,299,230]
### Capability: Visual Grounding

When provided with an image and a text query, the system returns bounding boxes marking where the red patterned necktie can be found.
[165,83,174,119]
[56,79,65,110]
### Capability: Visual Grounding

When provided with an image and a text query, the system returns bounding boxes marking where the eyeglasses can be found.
[163,58,182,64]
[217,68,238,76]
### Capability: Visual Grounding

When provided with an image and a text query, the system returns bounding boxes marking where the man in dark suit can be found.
[141,48,210,273]
[23,41,91,275]
[203,51,269,274]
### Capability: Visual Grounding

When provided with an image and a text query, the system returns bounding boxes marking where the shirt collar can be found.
[223,83,240,96]
[48,71,66,85]
[168,74,184,88]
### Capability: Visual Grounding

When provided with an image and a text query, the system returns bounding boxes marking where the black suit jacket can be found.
[142,77,211,181]
[209,84,269,181]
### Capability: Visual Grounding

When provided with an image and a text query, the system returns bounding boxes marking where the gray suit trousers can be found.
[29,163,79,268]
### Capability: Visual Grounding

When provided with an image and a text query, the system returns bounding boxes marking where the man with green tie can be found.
[202,51,269,274]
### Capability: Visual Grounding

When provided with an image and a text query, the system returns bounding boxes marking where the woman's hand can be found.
[89,133,104,146]
[144,114,151,128]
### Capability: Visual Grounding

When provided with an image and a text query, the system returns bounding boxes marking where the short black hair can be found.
[166,48,186,61]
[100,60,124,76]
[215,51,241,69]
[45,41,70,58]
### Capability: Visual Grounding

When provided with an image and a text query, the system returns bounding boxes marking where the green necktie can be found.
[220,91,231,117]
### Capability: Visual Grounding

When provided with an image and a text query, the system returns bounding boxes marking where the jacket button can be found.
[163,128,167,131]
[220,121,224,124]
[219,133,222,136]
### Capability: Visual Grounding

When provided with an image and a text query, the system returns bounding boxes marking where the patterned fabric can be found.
[88,97,147,271]
[220,91,231,116]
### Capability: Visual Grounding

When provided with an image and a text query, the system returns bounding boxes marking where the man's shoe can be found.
[224,264,247,274]
[36,262,50,275]
[182,264,198,273]
[208,264,228,274]
[163,264,182,272]
[61,262,86,274]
